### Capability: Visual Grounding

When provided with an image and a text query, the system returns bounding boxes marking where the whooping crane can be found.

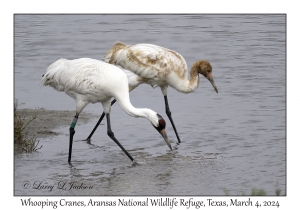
[86,42,218,144]
[42,58,172,163]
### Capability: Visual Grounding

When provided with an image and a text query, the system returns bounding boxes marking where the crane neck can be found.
[189,63,200,89]
[170,63,200,93]
[114,94,157,124]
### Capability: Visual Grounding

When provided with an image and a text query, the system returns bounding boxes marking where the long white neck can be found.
[115,94,157,124]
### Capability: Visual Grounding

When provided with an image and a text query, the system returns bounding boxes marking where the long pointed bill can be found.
[159,129,173,151]
[207,76,218,93]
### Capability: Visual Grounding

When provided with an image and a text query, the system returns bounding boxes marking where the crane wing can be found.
[43,58,123,96]
[110,44,187,80]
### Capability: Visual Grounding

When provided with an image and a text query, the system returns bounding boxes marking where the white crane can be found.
[86,42,218,143]
[42,58,172,163]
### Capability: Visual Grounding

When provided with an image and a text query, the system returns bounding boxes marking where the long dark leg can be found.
[106,113,135,162]
[68,114,79,163]
[164,95,181,143]
[86,99,116,141]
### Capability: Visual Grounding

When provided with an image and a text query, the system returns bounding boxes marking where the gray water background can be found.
[14,14,286,196]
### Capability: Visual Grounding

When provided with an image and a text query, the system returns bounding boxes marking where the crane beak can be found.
[159,129,173,151]
[207,75,218,93]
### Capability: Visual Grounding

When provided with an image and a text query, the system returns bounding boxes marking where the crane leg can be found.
[164,95,181,143]
[86,99,117,141]
[68,114,79,163]
[106,113,135,162]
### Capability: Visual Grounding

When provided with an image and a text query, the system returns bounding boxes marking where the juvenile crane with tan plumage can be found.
[86,42,218,143]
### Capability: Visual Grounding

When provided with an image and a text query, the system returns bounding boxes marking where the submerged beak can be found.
[207,75,218,93]
[159,129,173,151]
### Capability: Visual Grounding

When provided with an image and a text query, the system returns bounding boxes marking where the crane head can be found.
[152,114,172,151]
[196,60,218,93]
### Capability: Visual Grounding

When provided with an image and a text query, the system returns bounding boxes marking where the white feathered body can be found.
[42,58,162,126]
[42,58,129,104]
[103,42,198,93]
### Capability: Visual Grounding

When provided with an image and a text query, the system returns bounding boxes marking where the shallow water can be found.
[14,14,286,195]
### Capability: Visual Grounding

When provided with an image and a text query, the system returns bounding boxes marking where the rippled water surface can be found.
[14,14,286,195]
